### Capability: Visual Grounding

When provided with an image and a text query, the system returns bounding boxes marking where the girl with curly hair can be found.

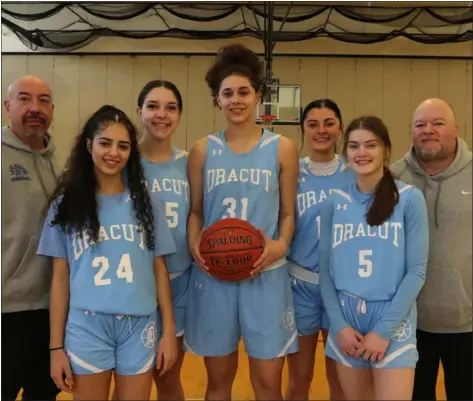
[37,105,178,400]
[184,44,300,400]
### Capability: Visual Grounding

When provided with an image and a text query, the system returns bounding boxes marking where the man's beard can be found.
[414,145,442,162]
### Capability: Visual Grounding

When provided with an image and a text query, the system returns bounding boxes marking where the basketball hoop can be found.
[261,114,277,131]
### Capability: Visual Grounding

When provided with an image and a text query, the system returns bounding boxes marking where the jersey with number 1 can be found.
[141,149,192,274]
[37,190,176,316]
[203,130,280,239]
[288,156,354,273]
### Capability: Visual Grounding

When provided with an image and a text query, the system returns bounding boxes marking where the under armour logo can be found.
[212,149,223,156]
[298,177,306,183]
[337,204,347,210]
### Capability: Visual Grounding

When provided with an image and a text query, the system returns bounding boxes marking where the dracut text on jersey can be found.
[206,168,273,193]
[72,224,146,260]
[145,178,189,201]
[333,221,402,248]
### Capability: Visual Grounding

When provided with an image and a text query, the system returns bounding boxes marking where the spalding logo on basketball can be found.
[199,218,264,282]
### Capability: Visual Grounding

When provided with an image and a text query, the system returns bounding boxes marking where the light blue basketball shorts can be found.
[184,260,299,359]
[65,308,159,376]
[289,263,329,336]
[170,268,191,338]
[325,292,418,369]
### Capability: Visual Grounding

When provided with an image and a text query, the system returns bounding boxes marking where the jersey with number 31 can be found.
[203,130,280,239]
[141,149,192,274]
[37,191,176,316]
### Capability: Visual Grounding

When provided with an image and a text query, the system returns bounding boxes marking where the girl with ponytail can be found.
[319,116,429,400]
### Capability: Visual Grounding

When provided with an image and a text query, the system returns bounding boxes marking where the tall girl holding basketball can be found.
[286,99,353,401]
[137,80,192,400]
[37,105,178,400]
[319,116,429,400]
[185,44,299,400]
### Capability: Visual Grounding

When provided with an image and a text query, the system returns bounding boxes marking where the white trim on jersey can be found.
[208,134,225,148]
[299,166,309,175]
[329,189,353,203]
[259,134,280,148]
[175,150,188,160]
[398,184,414,194]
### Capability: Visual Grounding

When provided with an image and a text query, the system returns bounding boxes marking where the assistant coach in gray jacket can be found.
[391,98,472,401]
[2,75,60,400]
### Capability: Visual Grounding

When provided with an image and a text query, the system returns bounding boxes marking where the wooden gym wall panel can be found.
[354,59,384,118]
[131,55,162,128]
[382,59,412,162]
[186,56,215,146]
[327,58,357,132]
[160,56,188,150]
[105,56,135,120]
[1,54,472,169]
[410,60,440,116]
[51,57,81,167]
[298,57,329,157]
[466,61,472,149]
[1,56,28,125]
[438,60,468,140]
[79,56,108,129]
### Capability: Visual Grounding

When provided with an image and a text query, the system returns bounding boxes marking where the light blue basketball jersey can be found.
[320,180,429,339]
[37,190,176,316]
[141,149,192,274]
[288,156,354,273]
[203,130,280,238]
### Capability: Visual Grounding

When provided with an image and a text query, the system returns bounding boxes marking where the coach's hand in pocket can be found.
[51,348,74,393]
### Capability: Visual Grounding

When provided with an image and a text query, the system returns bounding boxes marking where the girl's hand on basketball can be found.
[156,332,178,377]
[251,230,288,276]
[191,229,209,272]
[361,331,389,362]
[50,349,74,393]
[336,327,364,357]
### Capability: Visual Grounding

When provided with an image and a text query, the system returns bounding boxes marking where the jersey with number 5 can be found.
[326,180,427,302]
[141,149,192,274]
[37,191,176,316]
[203,130,280,239]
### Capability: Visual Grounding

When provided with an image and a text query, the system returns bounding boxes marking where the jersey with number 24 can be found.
[37,190,176,316]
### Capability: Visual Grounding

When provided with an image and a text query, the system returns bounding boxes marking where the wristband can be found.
[49,346,64,351]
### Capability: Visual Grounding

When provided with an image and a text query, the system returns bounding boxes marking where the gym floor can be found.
[52,338,447,400]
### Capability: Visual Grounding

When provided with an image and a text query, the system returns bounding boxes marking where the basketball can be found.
[199,218,265,282]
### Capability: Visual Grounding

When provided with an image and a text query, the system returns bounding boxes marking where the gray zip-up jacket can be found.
[2,125,59,313]
[391,138,472,333]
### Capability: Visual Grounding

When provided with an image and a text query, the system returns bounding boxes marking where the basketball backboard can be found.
[256,83,301,126]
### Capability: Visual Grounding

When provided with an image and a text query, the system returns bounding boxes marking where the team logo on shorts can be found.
[141,321,157,348]
[391,318,412,342]
[283,308,295,331]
